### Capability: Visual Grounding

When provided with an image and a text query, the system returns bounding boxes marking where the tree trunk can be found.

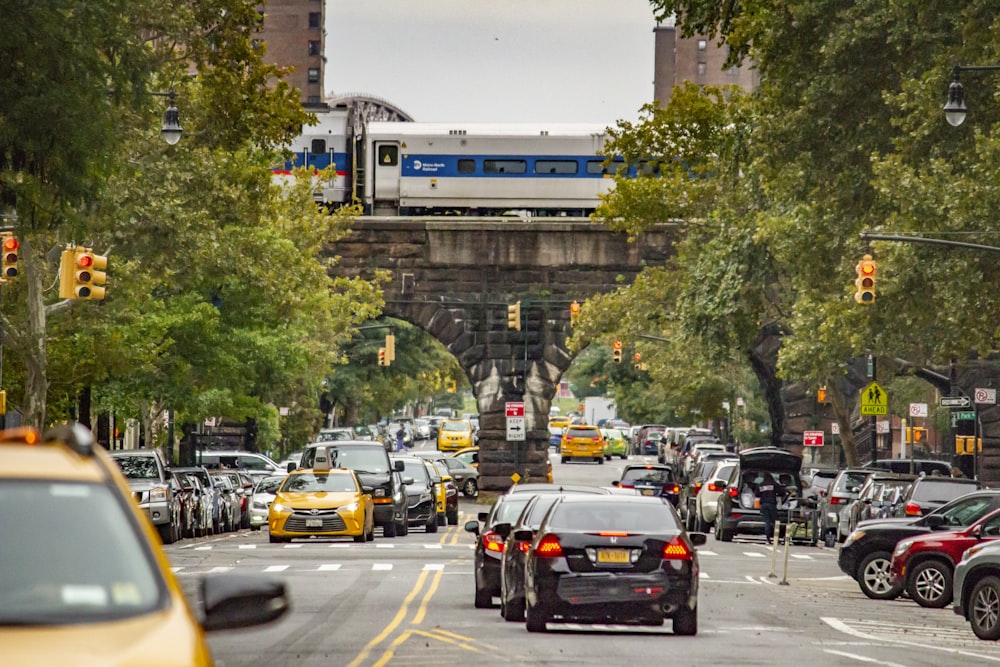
[23,237,48,429]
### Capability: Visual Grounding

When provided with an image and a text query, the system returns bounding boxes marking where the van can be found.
[196,451,283,479]
[863,459,952,477]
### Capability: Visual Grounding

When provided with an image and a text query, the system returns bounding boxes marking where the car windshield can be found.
[493,496,532,525]
[280,472,358,493]
[352,425,373,437]
[326,447,389,474]
[255,476,286,494]
[712,464,737,482]
[398,459,429,483]
[442,421,470,433]
[0,479,163,624]
[112,456,159,479]
[911,480,977,503]
[935,495,996,526]
[567,428,599,438]
[622,467,673,484]
[316,430,352,442]
[547,500,678,532]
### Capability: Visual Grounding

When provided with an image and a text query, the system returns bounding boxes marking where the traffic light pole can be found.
[868,353,877,466]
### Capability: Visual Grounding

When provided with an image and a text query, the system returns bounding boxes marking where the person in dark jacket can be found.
[395,429,406,452]
[754,472,784,545]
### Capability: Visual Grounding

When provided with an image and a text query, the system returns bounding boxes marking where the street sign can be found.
[975,388,997,405]
[803,430,824,447]
[876,420,890,434]
[505,402,525,417]
[955,411,976,421]
[831,422,840,435]
[909,403,928,418]
[505,401,526,441]
[941,395,971,408]
[860,381,888,416]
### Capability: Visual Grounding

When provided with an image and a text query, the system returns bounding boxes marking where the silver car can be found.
[250,475,286,531]
[953,538,1000,640]
[694,460,738,532]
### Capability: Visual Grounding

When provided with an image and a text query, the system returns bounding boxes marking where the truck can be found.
[584,396,617,426]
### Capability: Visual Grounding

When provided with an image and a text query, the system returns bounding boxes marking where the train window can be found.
[458,159,476,174]
[484,159,526,174]
[311,139,327,154]
[586,160,623,175]
[534,160,578,175]
[638,159,661,176]
[378,145,399,166]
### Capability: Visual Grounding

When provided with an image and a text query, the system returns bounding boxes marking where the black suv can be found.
[299,441,408,537]
[838,489,1000,599]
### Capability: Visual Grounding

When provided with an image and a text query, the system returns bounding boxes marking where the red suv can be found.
[889,506,1000,608]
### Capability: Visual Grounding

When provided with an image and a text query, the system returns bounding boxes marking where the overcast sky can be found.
[326,0,657,125]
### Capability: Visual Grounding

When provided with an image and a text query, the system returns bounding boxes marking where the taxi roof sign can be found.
[860,381,888,416]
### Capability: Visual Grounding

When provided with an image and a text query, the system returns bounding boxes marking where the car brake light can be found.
[517,541,530,553]
[620,482,635,489]
[483,531,506,553]
[707,482,721,493]
[728,486,738,498]
[599,531,628,536]
[905,502,922,516]
[665,484,680,495]
[662,537,692,561]
[535,534,563,557]
[692,482,702,496]
[829,496,846,505]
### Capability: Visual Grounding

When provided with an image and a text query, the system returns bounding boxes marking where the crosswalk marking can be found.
[423,563,445,570]
[699,572,710,579]
[264,565,289,572]
[743,551,767,558]
[424,544,443,549]
[375,544,395,549]
[238,544,256,550]
[284,544,302,549]
[791,554,813,560]
[318,564,342,571]
[208,566,233,573]
[372,563,393,571]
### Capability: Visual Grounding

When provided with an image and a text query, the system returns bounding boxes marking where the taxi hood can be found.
[738,447,802,474]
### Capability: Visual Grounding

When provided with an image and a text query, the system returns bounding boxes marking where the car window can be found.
[836,472,870,493]
[399,459,429,483]
[567,428,599,438]
[323,446,389,474]
[622,467,673,484]
[981,512,1000,537]
[523,495,562,527]
[0,479,163,623]
[712,464,737,482]
[911,480,977,502]
[280,473,358,493]
[547,500,678,532]
[112,456,159,479]
[493,496,532,525]
[442,421,471,433]
[937,495,995,526]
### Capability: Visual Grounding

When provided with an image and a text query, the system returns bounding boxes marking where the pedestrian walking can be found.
[754,472,784,544]
[395,428,406,452]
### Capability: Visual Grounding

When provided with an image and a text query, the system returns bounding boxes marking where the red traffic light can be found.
[2,237,18,251]
[612,340,622,351]
[77,254,94,268]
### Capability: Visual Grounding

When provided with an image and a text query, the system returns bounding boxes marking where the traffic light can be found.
[633,352,642,368]
[906,427,927,444]
[0,234,18,281]
[854,254,876,304]
[446,379,457,393]
[956,436,982,455]
[377,347,388,366]
[569,300,581,327]
[612,340,623,363]
[59,246,108,300]
[385,334,395,362]
[816,386,828,403]
[507,301,521,331]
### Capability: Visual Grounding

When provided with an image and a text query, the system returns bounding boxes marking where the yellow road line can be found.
[429,628,499,650]
[410,629,484,654]
[345,570,429,667]
[370,629,414,667]
[411,569,444,625]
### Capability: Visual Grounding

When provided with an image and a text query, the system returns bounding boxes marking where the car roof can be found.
[306,439,385,448]
[506,483,609,494]
[555,494,671,506]
[623,463,671,471]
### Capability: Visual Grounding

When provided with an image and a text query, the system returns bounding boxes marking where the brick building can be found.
[256,0,325,105]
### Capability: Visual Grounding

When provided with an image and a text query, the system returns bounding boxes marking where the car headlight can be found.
[374,488,386,497]
[270,502,289,514]
[842,530,864,547]
[339,502,360,513]
[420,493,432,503]
[894,539,915,558]
[149,487,167,502]
[253,500,267,509]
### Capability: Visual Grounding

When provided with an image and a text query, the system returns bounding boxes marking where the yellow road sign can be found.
[860,381,888,415]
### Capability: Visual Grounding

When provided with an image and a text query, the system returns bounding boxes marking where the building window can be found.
[697,39,707,51]
[307,95,321,105]
[309,12,321,28]
[587,159,624,175]
[697,62,707,76]
[308,40,321,56]
[307,68,320,84]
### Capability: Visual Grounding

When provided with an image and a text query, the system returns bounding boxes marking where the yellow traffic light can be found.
[385,334,396,362]
[0,234,18,281]
[377,347,387,366]
[59,246,108,300]
[612,340,623,363]
[956,436,982,455]
[507,301,521,331]
[905,427,927,443]
[817,386,828,403]
[632,352,642,368]
[854,254,876,304]
[569,300,581,327]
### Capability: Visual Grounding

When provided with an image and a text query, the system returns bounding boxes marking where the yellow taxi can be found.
[268,448,375,543]
[549,415,571,430]
[560,424,606,464]
[425,459,459,525]
[437,418,474,452]
[0,424,287,666]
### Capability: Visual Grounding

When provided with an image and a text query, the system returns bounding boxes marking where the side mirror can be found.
[493,522,512,539]
[971,524,984,540]
[925,514,946,530]
[394,460,406,472]
[513,529,534,542]
[689,533,708,547]
[464,520,480,535]
[286,462,297,473]
[200,574,289,632]
[432,476,442,484]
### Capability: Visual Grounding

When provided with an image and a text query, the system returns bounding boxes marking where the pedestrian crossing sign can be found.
[860,381,888,416]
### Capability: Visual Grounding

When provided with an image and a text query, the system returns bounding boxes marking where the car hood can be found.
[124,479,165,492]
[738,447,801,474]
[275,491,361,508]
[856,517,917,529]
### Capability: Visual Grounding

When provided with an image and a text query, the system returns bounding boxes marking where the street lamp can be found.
[944,65,1000,127]
[156,89,183,145]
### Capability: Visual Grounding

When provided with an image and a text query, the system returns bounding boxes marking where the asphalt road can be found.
[164,443,1000,666]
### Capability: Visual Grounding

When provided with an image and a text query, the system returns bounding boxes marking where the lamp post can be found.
[943,65,1000,127]
[152,89,183,145]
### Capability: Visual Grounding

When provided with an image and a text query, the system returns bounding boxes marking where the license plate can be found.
[640,489,655,496]
[597,548,630,563]
[305,518,323,528]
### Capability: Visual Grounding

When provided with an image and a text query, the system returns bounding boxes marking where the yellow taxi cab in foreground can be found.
[437,418,474,452]
[268,447,375,543]
[0,424,288,666]
[560,424,606,464]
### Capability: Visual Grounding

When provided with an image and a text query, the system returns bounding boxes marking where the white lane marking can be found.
[424,544,443,549]
[238,544,256,550]
[744,575,763,585]
[318,564,342,571]
[821,617,1000,664]
[283,544,302,549]
[194,546,212,551]
[698,550,718,556]
[375,543,395,549]
[329,543,349,548]
[791,554,813,560]
[743,552,767,558]
[423,563,445,570]
[822,649,909,666]
[372,563,393,571]
[208,566,233,573]
[699,572,710,579]
[264,565,289,572]
[802,575,850,581]
[759,576,778,585]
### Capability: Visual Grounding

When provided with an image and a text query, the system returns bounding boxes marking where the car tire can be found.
[463,479,478,497]
[969,575,1000,640]
[621,453,628,460]
[447,509,459,525]
[474,585,492,609]
[857,551,903,600]
[525,600,547,633]
[366,520,375,541]
[715,516,732,542]
[437,514,446,527]
[383,521,397,538]
[268,534,286,544]
[673,607,698,636]
[507,597,526,622]
[157,522,175,545]
[907,559,953,608]
[597,457,604,465]
[353,530,367,543]
[427,513,439,533]
[561,457,568,464]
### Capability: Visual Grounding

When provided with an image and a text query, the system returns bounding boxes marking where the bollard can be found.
[768,520,781,578]
[779,524,792,585]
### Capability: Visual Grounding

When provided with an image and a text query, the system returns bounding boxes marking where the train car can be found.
[272,104,355,207]
[358,122,618,217]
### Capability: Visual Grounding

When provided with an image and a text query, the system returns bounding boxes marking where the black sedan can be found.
[465,494,536,608]
[521,495,705,634]
[390,455,438,534]
[612,464,680,506]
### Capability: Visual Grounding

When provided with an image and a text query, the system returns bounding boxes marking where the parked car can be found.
[519,495,705,634]
[715,447,804,543]
[693,460,739,533]
[820,468,870,544]
[890,507,1000,608]
[895,476,981,517]
[390,455,439,533]
[679,454,738,528]
[208,471,240,533]
[109,449,183,544]
[953,539,1000,639]
[297,441,408,537]
[838,489,1000,599]
[864,459,952,477]
[171,466,222,536]
[250,474,286,531]
[170,469,199,539]
[844,473,916,536]
[425,458,459,526]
